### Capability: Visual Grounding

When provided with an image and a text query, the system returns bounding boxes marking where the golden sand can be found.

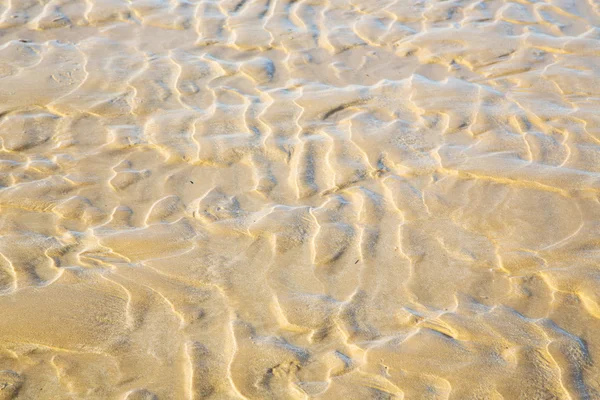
[0,0,599,398]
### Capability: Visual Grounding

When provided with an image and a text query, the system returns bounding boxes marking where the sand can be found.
[0,0,599,399]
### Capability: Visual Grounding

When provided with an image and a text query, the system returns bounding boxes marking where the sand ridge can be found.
[0,0,599,399]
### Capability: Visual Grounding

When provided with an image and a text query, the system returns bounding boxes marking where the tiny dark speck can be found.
[355,259,359,264]
[190,181,194,184]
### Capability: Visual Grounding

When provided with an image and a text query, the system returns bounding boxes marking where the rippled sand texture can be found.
[0,0,600,399]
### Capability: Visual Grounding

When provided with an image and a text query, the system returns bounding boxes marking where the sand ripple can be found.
[0,0,599,398]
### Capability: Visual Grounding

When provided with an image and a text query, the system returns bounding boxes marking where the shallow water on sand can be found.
[0,0,599,398]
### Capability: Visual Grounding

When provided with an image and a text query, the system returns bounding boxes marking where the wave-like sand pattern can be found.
[0,0,599,398]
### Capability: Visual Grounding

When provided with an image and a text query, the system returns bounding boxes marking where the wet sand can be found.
[0,0,600,399]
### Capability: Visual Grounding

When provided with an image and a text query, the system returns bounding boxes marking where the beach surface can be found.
[0,0,600,398]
